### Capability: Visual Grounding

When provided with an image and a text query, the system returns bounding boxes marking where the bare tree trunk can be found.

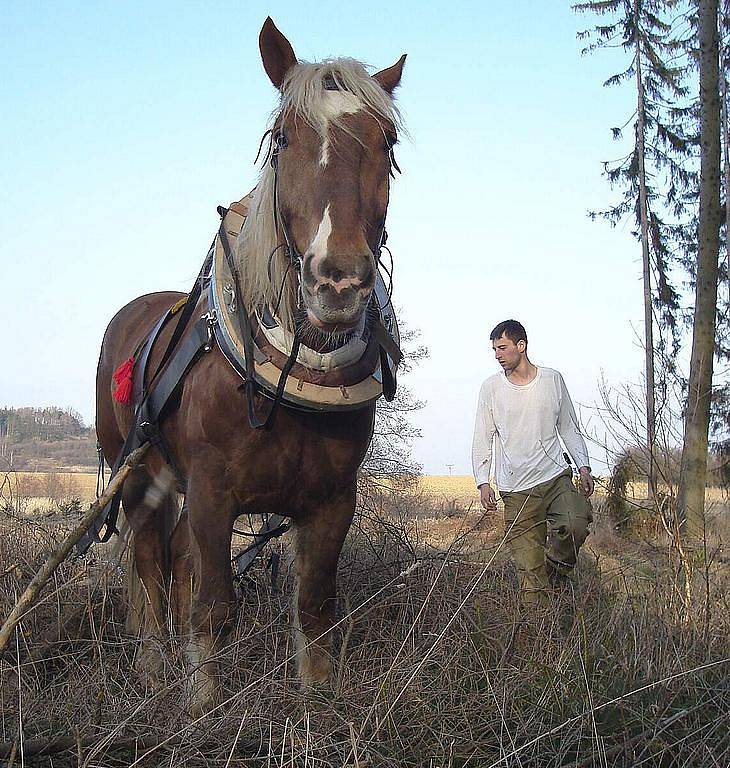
[722,3,730,312]
[635,6,657,499]
[678,0,722,540]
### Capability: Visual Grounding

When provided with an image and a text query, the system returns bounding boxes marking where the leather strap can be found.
[132,309,175,406]
[232,513,290,580]
[149,247,213,388]
[76,313,211,555]
[371,317,403,366]
[379,346,397,402]
[371,317,400,402]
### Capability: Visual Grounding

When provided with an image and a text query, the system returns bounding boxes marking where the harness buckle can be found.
[223,282,237,314]
[202,309,218,351]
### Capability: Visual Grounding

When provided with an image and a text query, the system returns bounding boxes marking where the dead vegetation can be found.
[0,480,728,767]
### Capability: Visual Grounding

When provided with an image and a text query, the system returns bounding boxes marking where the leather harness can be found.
[77,208,401,556]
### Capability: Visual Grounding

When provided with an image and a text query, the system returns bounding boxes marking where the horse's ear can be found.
[259,17,297,89]
[373,54,407,94]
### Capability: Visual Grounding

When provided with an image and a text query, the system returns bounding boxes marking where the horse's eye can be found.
[275,131,288,150]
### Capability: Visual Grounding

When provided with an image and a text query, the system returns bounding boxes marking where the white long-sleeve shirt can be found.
[471,367,590,493]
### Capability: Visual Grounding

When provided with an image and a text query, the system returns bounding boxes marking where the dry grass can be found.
[1,482,729,767]
[418,475,479,505]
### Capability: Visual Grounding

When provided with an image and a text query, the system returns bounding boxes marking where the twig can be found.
[335,594,354,695]
[224,712,248,768]
[0,443,149,654]
[5,739,17,768]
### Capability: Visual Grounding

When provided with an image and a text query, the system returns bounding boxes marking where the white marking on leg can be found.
[290,576,309,675]
[143,466,175,509]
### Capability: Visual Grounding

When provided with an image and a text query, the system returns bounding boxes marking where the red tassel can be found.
[112,357,135,404]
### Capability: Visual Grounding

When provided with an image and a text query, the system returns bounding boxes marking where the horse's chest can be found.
[229,409,373,514]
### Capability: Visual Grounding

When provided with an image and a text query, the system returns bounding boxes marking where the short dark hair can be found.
[490,319,527,345]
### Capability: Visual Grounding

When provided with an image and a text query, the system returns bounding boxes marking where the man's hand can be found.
[479,483,497,512]
[578,467,594,498]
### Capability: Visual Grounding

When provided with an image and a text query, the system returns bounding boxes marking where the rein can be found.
[216,210,301,431]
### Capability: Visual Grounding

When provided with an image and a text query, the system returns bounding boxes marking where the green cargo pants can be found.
[500,470,592,605]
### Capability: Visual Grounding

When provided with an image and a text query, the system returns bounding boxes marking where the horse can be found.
[95,17,406,710]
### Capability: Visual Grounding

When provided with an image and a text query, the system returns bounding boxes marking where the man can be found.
[472,320,594,605]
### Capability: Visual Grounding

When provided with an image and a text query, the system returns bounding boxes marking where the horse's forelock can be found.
[280,58,403,136]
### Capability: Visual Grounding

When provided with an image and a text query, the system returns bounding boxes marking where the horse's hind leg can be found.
[123,464,178,683]
[292,487,356,686]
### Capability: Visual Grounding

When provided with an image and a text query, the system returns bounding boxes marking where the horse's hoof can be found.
[134,641,165,688]
[186,674,221,719]
[297,648,333,688]
[185,639,223,717]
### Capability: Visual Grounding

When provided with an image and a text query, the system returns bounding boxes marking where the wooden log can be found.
[0,733,180,759]
[0,443,149,654]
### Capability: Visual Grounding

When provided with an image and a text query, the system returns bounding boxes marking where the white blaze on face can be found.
[318,90,361,166]
[307,203,333,276]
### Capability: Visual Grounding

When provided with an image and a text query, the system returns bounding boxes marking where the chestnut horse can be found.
[95,18,405,709]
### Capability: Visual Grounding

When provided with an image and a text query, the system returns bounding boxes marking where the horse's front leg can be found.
[184,464,238,713]
[292,486,356,686]
[122,464,176,685]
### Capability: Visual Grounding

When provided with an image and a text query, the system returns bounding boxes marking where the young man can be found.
[471,319,594,605]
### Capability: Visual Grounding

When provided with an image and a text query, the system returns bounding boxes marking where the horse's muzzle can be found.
[301,255,375,330]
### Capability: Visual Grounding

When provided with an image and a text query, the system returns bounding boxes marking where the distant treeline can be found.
[0,406,89,441]
[0,407,97,471]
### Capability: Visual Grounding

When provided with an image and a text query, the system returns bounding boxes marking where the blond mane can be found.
[234,58,403,333]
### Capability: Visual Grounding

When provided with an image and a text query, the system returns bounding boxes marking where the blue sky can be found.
[1,2,653,474]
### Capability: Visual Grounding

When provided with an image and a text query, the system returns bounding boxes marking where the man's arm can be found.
[556,374,594,497]
[472,383,498,510]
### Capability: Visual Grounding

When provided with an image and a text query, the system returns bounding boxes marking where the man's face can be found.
[492,334,525,372]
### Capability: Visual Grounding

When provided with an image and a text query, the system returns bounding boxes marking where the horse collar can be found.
[210,198,401,412]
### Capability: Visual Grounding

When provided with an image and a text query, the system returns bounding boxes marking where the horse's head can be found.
[256,18,405,336]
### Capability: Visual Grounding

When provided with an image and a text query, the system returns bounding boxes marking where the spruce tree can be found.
[574,0,690,496]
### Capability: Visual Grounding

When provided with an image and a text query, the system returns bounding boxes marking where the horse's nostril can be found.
[313,256,374,288]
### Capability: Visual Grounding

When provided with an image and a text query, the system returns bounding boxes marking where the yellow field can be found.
[416,475,478,504]
[625,481,727,504]
[415,476,729,509]
[3,471,726,509]
[2,471,98,505]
